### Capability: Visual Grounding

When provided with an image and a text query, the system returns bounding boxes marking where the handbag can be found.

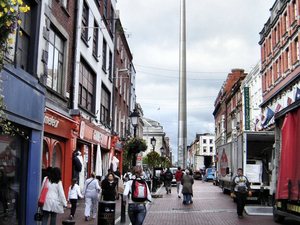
[38,178,49,207]
[34,207,43,221]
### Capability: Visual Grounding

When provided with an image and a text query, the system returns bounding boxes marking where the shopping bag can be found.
[38,178,49,207]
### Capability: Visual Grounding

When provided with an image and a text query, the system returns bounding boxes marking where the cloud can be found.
[117,0,273,162]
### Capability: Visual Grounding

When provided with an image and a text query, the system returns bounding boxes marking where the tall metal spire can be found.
[178,0,187,168]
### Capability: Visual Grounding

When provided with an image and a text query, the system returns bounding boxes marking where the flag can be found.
[262,107,274,127]
[287,97,293,105]
[274,103,282,114]
[295,87,300,101]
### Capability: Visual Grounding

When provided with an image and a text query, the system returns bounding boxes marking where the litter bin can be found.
[98,201,116,225]
[62,220,75,225]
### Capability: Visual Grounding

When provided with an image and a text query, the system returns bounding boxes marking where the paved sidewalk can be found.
[56,181,300,225]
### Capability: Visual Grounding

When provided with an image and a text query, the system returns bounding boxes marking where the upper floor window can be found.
[16,5,31,72]
[61,0,68,8]
[100,85,111,126]
[110,6,115,33]
[93,21,99,58]
[210,147,213,153]
[46,28,64,94]
[104,0,108,19]
[296,38,300,61]
[203,139,207,144]
[108,51,113,80]
[284,13,289,32]
[293,0,297,21]
[78,60,96,112]
[102,39,107,71]
[81,1,89,42]
[209,139,213,144]
[203,146,207,153]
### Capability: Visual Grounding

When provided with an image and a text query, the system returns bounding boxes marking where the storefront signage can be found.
[93,130,101,142]
[244,87,250,130]
[44,115,60,128]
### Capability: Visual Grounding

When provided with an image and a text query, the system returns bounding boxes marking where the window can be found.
[16,4,31,71]
[104,0,108,19]
[93,21,99,58]
[110,6,114,33]
[100,85,111,126]
[293,0,297,21]
[295,38,299,61]
[78,60,96,112]
[203,146,207,153]
[108,51,112,79]
[285,13,289,32]
[61,0,68,8]
[209,139,213,144]
[102,39,107,71]
[81,1,89,42]
[210,147,213,153]
[203,139,206,144]
[46,28,64,94]
[287,47,291,69]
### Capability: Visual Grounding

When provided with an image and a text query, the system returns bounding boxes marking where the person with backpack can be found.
[164,168,173,194]
[123,166,152,225]
[175,167,183,198]
[230,168,252,219]
[67,178,83,220]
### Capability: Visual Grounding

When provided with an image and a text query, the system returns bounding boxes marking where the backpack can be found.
[131,179,148,202]
[165,171,173,181]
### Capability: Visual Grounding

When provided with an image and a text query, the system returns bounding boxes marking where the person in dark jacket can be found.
[231,168,252,219]
[181,169,194,205]
[164,168,173,194]
[101,172,118,201]
[72,150,82,181]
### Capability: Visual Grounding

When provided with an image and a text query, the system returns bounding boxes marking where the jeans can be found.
[183,194,192,204]
[69,199,77,217]
[235,192,247,216]
[85,197,98,218]
[42,210,57,225]
[128,203,147,225]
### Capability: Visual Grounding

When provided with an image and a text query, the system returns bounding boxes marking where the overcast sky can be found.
[117,0,273,161]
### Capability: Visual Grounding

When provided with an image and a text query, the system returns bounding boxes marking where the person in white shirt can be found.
[123,166,152,225]
[83,172,100,221]
[67,178,83,219]
[41,167,67,225]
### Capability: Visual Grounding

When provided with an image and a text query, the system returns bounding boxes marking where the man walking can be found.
[175,167,183,198]
[231,168,252,219]
[164,168,173,194]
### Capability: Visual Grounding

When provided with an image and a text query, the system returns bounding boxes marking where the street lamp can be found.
[129,109,140,137]
[150,137,157,192]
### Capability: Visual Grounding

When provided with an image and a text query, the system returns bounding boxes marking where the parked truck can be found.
[272,103,300,223]
[217,131,274,203]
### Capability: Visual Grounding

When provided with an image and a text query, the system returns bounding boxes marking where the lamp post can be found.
[129,109,140,167]
[151,136,157,192]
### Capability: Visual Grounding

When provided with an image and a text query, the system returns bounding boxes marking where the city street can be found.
[57,180,300,225]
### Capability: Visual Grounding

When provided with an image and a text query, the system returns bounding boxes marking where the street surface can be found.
[58,180,300,225]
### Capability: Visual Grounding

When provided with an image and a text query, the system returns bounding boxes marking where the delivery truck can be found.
[217,131,274,203]
[272,103,300,223]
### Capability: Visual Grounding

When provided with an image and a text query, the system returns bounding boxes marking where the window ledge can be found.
[61,5,70,17]
[93,54,99,62]
[81,36,89,48]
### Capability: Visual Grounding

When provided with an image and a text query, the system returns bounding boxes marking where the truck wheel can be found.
[273,208,284,223]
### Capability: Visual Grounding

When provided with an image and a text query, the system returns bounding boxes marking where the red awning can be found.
[276,107,300,200]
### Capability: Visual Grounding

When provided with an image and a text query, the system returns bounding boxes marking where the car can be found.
[204,168,215,181]
[193,171,202,180]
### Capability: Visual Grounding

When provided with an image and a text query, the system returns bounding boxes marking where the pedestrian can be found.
[164,168,173,194]
[41,167,67,225]
[101,172,118,201]
[231,168,252,219]
[123,166,152,225]
[72,150,83,182]
[67,178,83,220]
[175,166,183,198]
[83,172,101,221]
[181,169,194,205]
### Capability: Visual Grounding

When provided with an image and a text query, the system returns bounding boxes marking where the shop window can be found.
[52,143,62,168]
[46,27,65,94]
[0,135,27,225]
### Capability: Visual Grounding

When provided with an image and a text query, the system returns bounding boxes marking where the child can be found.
[67,178,83,220]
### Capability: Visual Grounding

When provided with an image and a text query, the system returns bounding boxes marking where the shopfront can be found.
[0,66,45,225]
[43,108,79,194]
[77,117,110,186]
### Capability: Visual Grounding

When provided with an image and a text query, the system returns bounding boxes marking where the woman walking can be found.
[181,169,194,205]
[101,172,118,201]
[67,178,83,219]
[41,167,67,225]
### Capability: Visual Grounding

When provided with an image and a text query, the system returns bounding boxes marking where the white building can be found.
[193,133,215,170]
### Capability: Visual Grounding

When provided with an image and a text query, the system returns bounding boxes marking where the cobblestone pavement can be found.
[57,181,300,225]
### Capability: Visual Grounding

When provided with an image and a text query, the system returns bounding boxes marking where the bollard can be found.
[98,201,116,225]
[62,220,75,225]
[121,194,126,223]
